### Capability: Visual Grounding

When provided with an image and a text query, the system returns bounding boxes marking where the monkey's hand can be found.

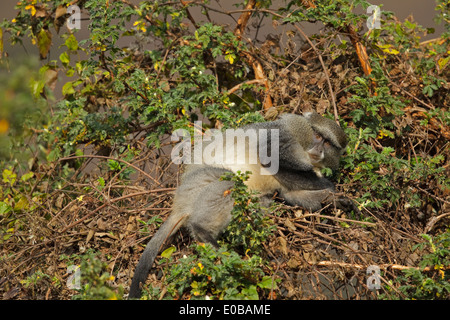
[323,193,361,218]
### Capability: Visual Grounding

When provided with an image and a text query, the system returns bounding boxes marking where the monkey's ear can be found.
[302,111,319,119]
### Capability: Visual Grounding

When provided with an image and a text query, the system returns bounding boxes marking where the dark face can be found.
[303,112,347,171]
[322,141,342,170]
[307,132,325,167]
[307,131,343,170]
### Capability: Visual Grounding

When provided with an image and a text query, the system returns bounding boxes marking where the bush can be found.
[146,243,277,300]
[381,232,450,300]
[0,0,448,300]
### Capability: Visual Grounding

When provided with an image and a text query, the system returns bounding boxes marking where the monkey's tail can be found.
[128,213,187,299]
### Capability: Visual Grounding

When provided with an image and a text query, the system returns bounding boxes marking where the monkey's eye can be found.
[315,133,322,141]
[324,140,331,147]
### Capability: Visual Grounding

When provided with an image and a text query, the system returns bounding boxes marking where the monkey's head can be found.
[303,112,348,171]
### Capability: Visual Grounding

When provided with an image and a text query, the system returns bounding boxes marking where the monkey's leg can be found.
[189,223,220,248]
[187,179,235,246]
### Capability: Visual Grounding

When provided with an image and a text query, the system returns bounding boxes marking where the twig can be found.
[317,260,450,272]
[180,0,198,29]
[294,222,365,259]
[388,77,436,110]
[232,0,273,111]
[59,154,163,187]
[59,188,174,233]
[242,52,274,110]
[416,185,450,206]
[346,25,373,77]
[301,213,377,227]
[292,24,338,122]
[425,212,450,233]
[233,0,256,38]
[227,79,265,95]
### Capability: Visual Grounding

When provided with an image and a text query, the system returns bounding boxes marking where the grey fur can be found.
[129,112,354,299]
[129,167,234,298]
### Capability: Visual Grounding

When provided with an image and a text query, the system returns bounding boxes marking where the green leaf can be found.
[60,52,70,65]
[65,34,79,51]
[240,285,258,300]
[62,81,75,96]
[107,160,121,171]
[258,276,277,289]
[37,28,52,58]
[404,20,416,30]
[66,67,75,77]
[2,168,17,185]
[97,177,105,187]
[47,148,60,162]
[161,246,176,259]
[0,201,12,215]
[30,78,45,98]
[14,196,29,211]
[21,172,34,182]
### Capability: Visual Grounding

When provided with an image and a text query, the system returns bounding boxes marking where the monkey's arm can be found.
[279,188,360,214]
[258,125,316,172]
[279,189,333,211]
[274,168,334,191]
[274,168,360,214]
[278,137,314,172]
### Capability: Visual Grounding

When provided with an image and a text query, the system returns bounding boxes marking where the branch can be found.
[59,188,174,234]
[227,79,265,95]
[180,0,198,29]
[232,0,273,111]
[233,0,257,38]
[317,260,450,272]
[230,6,338,117]
[293,24,338,122]
[59,154,162,187]
[346,25,373,77]
[425,211,450,233]
[301,0,375,94]
[302,213,377,227]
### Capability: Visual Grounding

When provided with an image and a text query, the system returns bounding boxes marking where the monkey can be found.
[129,112,356,298]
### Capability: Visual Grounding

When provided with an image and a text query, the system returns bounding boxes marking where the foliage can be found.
[381,232,450,300]
[141,171,277,300]
[144,243,278,300]
[72,252,124,300]
[0,0,448,300]
[220,170,276,254]
[0,57,47,161]
[19,269,61,299]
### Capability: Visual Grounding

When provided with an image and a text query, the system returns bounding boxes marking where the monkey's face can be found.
[304,113,347,171]
[307,132,343,170]
[321,142,342,170]
[307,133,325,168]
